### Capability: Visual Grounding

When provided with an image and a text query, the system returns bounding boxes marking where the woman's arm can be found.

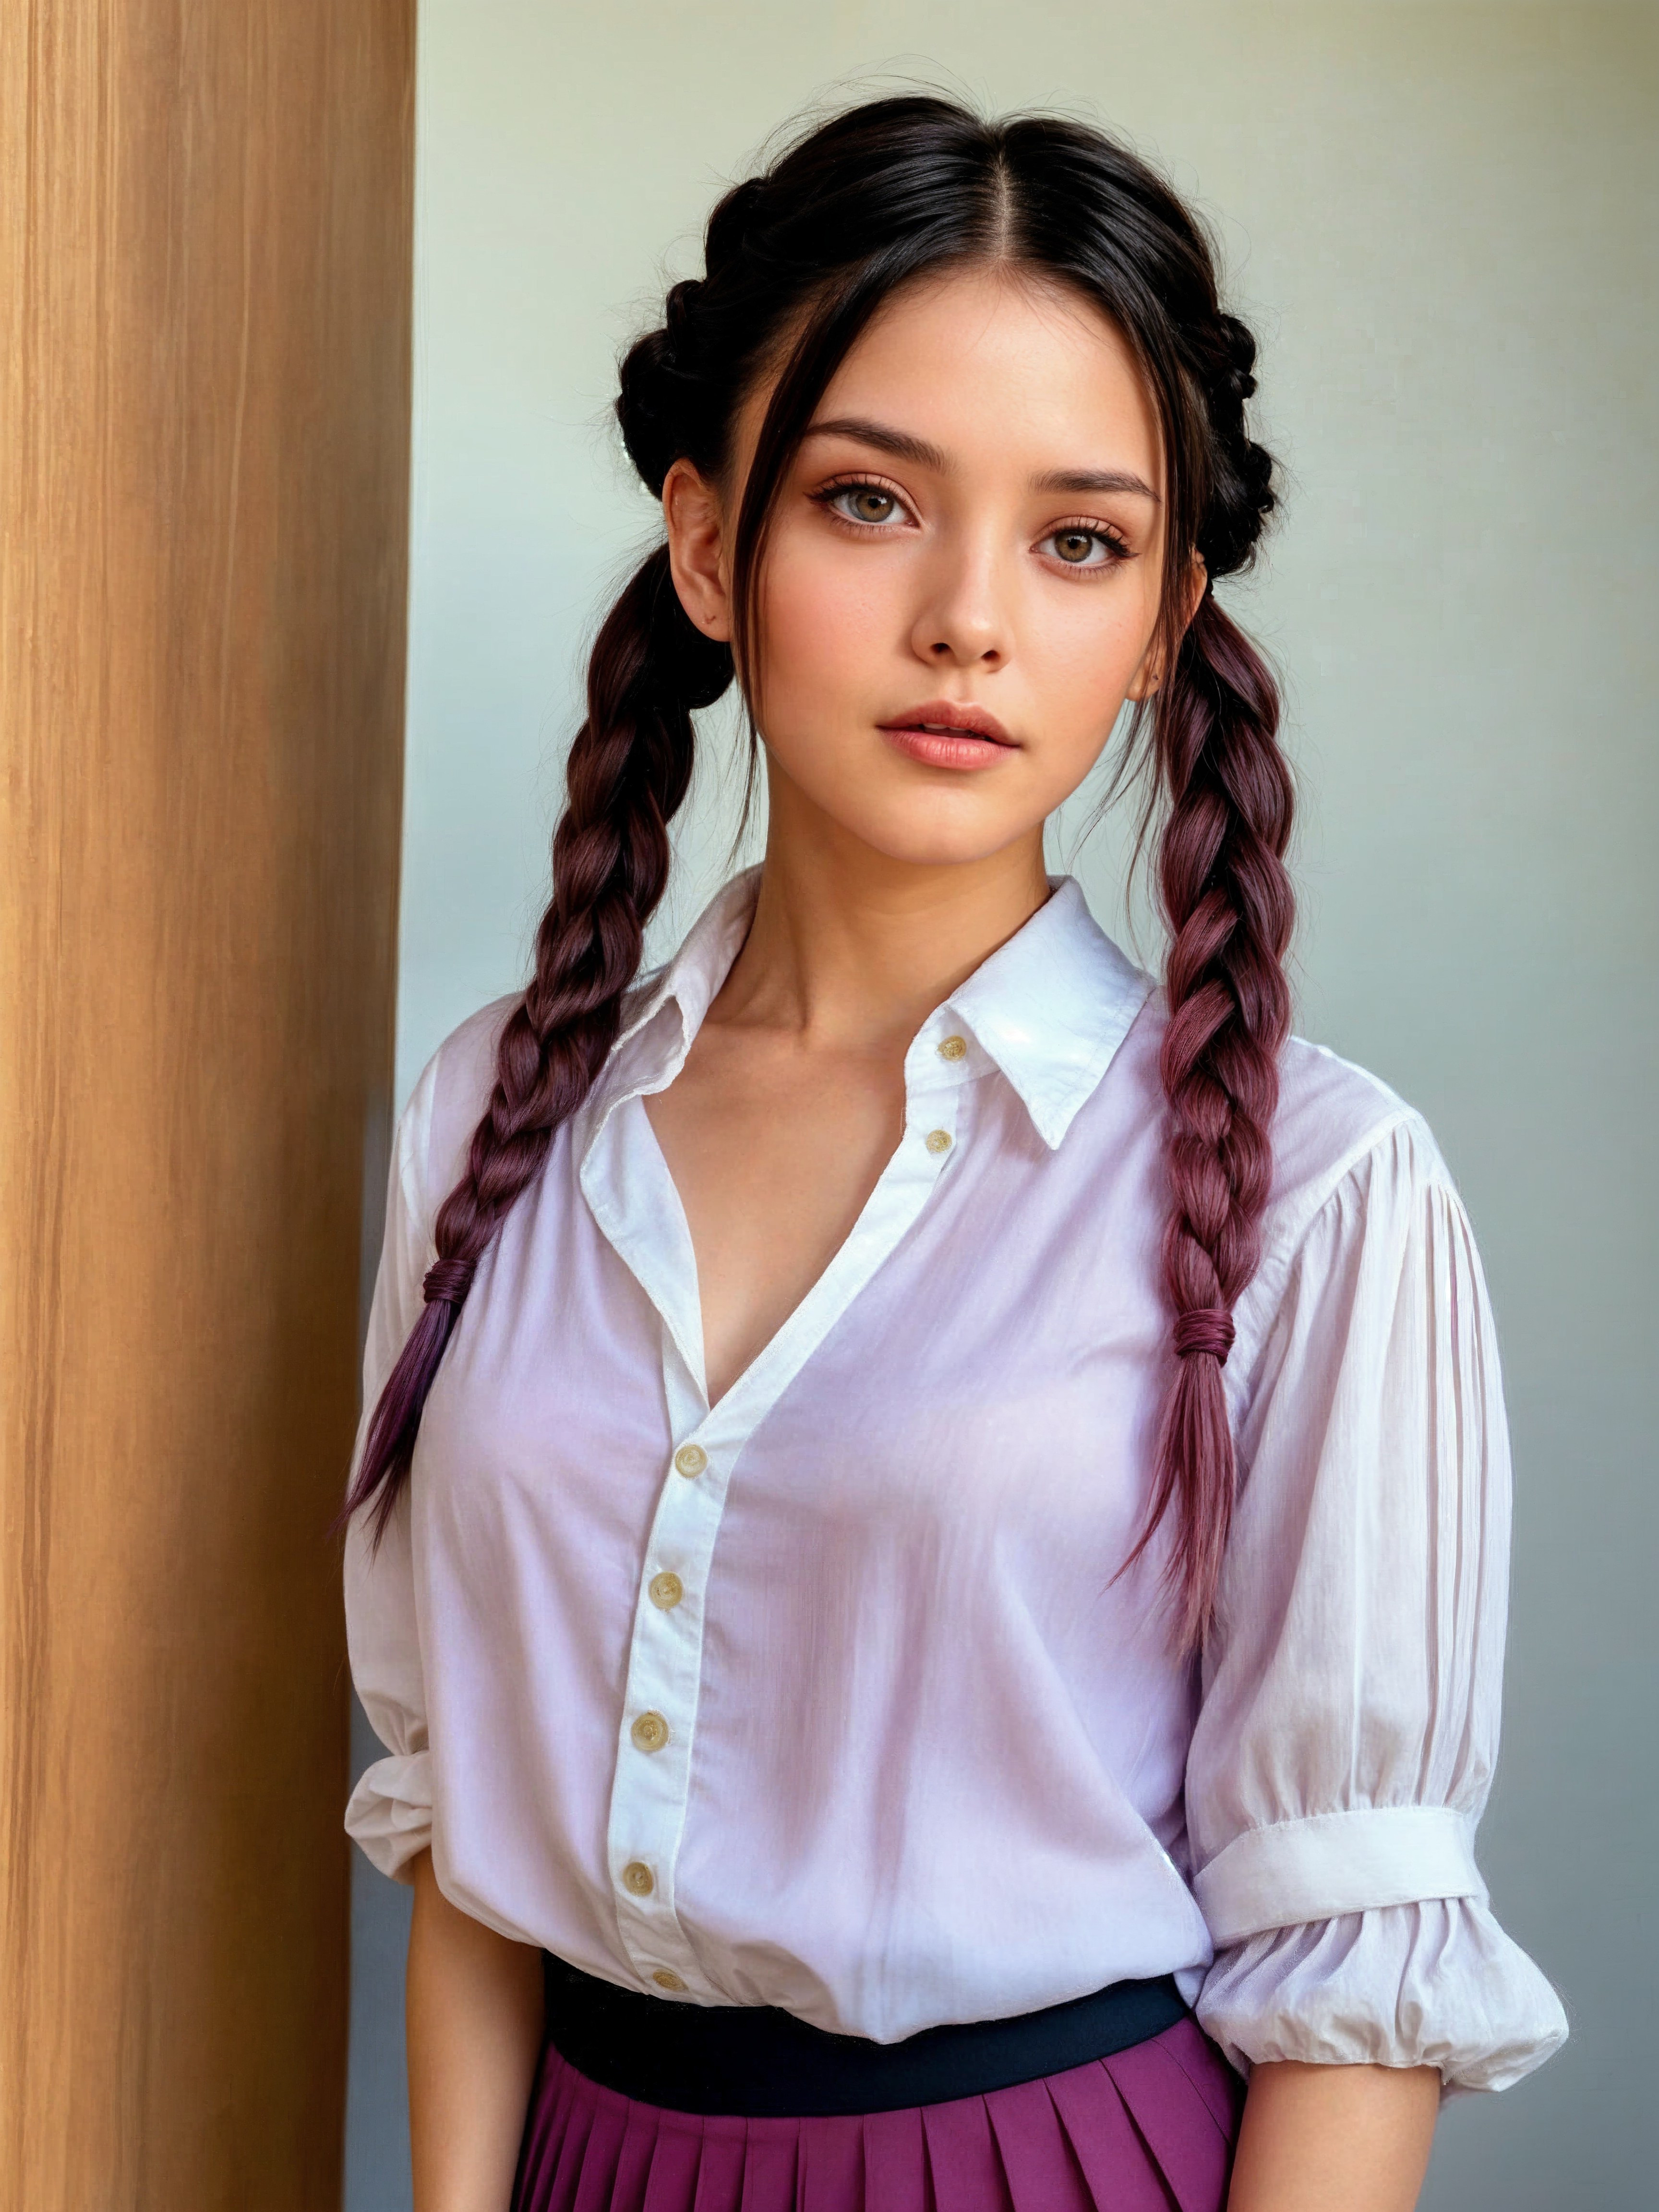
[406,1849,546,2212]
[1227,2059,1439,2212]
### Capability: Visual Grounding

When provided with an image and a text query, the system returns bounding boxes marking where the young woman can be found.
[343,96,1566,2212]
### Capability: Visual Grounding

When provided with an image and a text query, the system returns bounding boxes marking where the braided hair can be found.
[345,96,1293,1650]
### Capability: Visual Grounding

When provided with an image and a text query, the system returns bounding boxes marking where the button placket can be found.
[903,1018,974,1175]
[914,1095,962,1169]
[600,1041,974,2002]
[607,1413,730,1996]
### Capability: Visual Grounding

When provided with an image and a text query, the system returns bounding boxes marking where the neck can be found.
[711,770,1052,1055]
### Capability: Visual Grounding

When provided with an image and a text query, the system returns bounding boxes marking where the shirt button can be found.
[622,1861,655,1897]
[673,1443,708,1478]
[630,1711,670,1753]
[938,1034,968,1061]
[648,1570,684,1610]
[651,1968,687,1992]
[925,1128,953,1155]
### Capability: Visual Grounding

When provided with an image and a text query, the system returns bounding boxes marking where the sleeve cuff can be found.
[1194,1807,1485,1945]
[1196,1897,1569,2094]
[345,1750,433,1882]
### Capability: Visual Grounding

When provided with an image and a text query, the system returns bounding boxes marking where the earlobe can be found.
[1127,556,1209,701]
[662,458,733,642]
[1125,650,1161,703]
[1125,625,1168,702]
[1184,556,1209,628]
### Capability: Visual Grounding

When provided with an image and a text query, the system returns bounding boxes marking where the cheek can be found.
[757,531,894,709]
[1037,570,1161,700]
[1010,571,1163,787]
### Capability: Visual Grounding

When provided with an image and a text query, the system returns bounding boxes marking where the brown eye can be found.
[1053,529,1097,564]
[842,486,896,524]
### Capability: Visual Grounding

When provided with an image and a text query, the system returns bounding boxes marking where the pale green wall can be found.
[349,7,1658,2205]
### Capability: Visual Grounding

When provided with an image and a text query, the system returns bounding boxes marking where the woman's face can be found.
[664,263,1179,870]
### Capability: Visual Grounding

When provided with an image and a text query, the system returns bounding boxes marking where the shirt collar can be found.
[593,865,1153,1152]
[935,876,1154,1147]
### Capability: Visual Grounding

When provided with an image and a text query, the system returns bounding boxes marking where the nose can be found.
[908,538,1009,670]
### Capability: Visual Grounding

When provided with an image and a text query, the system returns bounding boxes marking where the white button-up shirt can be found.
[344,871,1566,2091]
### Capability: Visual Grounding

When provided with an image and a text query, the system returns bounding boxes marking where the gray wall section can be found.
[346,4,1658,2203]
[346,1107,413,2208]
[346,1699,413,2212]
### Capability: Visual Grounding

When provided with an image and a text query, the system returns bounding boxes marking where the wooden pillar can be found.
[0,4,412,2205]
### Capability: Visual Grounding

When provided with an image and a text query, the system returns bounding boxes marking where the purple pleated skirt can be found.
[510,2016,1243,2212]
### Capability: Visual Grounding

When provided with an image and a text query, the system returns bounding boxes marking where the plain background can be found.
[345,4,1658,2206]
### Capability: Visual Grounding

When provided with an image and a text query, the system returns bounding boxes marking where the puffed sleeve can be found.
[341,1051,442,1883]
[1186,1114,1568,2093]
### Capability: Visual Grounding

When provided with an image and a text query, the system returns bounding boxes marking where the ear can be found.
[1125,555,1208,701]
[662,458,732,642]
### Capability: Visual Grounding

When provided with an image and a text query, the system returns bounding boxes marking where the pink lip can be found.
[877,700,1017,772]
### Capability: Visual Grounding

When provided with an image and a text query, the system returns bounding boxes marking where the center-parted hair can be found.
[344,95,1294,1650]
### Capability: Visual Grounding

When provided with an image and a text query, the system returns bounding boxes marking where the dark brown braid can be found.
[342,550,727,1542]
[1107,305,1294,1647]
[1132,589,1294,1646]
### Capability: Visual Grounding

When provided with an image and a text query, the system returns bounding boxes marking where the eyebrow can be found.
[805,416,948,471]
[1031,466,1160,503]
[803,416,1160,504]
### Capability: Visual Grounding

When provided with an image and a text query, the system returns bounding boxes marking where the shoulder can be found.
[394,993,521,1241]
[1129,992,1453,1236]
[1267,1033,1432,1220]
[1252,1030,1469,1302]
[389,964,673,1241]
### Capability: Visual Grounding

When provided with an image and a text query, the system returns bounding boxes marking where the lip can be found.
[877,699,1018,772]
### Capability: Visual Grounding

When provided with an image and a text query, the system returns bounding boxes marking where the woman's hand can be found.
[406,1849,546,2212]
[1227,2059,1440,2211]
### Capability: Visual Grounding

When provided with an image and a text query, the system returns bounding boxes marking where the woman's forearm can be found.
[1226,2059,1439,2212]
[406,1849,546,2212]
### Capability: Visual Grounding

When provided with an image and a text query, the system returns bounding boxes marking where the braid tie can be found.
[1173,1308,1236,1362]
[422,1257,475,1307]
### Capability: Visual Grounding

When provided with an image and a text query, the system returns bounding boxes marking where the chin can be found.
[766,742,1049,870]
[837,805,1040,871]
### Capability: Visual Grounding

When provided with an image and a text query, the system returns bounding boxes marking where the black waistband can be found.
[541,1954,1189,2118]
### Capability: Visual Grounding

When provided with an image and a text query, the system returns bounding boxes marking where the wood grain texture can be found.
[0,4,412,2204]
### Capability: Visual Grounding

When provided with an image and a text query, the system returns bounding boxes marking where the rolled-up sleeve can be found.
[1187,1115,1568,2092]
[342,1054,441,1884]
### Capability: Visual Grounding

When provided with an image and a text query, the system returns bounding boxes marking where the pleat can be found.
[606,2094,663,2212]
[512,2053,576,2212]
[639,2107,706,2212]
[799,2114,865,2212]
[690,2116,747,2212]
[1103,2033,1235,2212]
[1045,2060,1178,2212]
[542,2066,601,2211]
[570,2087,633,2212]
[1152,2019,1246,2143]
[982,2078,1093,2212]
[918,2092,1007,2208]
[860,2104,930,2212]
[739,2119,802,2212]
